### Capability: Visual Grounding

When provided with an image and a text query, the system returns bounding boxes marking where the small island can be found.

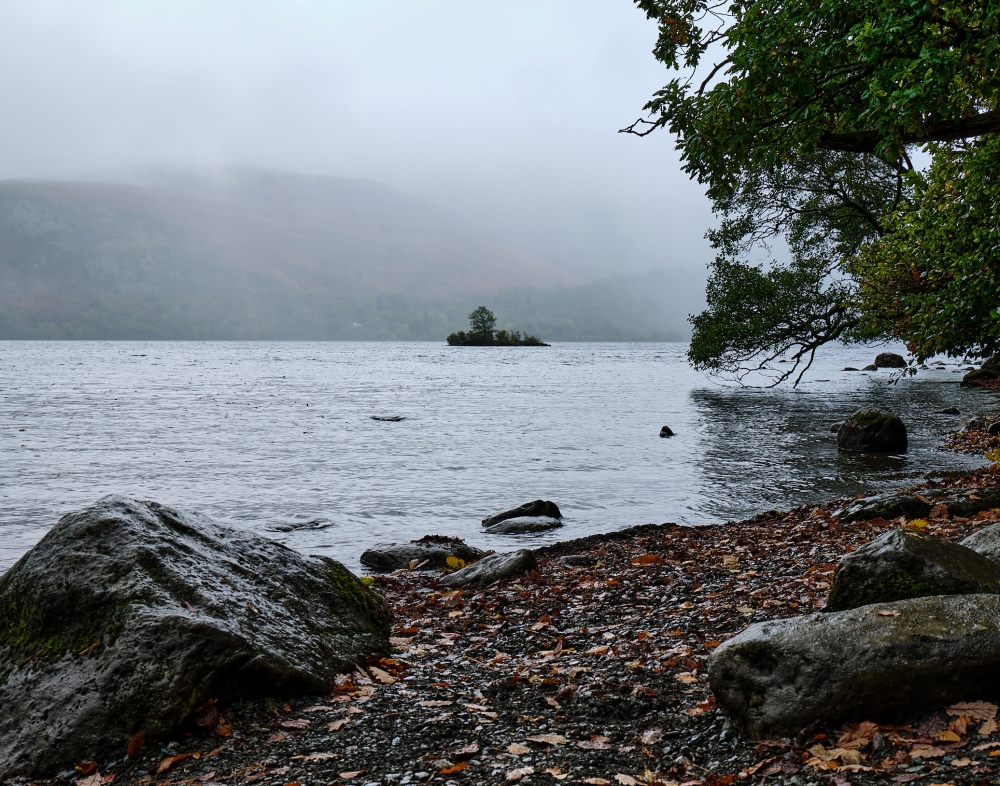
[446,306,548,346]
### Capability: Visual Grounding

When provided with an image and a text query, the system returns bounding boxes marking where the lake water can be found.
[0,341,992,574]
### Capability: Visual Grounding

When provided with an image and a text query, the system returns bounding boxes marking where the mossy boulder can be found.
[837,407,907,453]
[826,529,1000,612]
[874,352,906,368]
[962,368,998,386]
[710,594,1000,739]
[0,495,391,777]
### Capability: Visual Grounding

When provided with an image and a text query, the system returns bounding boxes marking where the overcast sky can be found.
[0,0,714,278]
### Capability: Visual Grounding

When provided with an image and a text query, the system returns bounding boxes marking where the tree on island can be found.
[447,306,547,346]
[626,0,1000,383]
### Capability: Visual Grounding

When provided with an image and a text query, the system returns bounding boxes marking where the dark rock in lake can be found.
[371,415,405,422]
[837,407,907,453]
[937,407,961,415]
[874,352,907,368]
[360,536,484,572]
[825,529,1000,612]
[962,369,998,386]
[834,486,1000,522]
[843,367,859,371]
[659,426,675,437]
[829,422,844,432]
[709,594,1000,739]
[483,516,563,534]
[988,422,1000,436]
[0,495,391,777]
[438,549,537,588]
[482,500,562,527]
[862,364,878,371]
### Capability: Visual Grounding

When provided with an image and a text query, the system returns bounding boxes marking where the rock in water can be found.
[837,407,907,453]
[709,594,1000,739]
[659,426,675,437]
[0,496,391,777]
[483,516,563,534]
[826,529,1000,611]
[937,406,961,415]
[438,550,537,588]
[482,500,562,527]
[874,352,906,368]
[360,536,484,572]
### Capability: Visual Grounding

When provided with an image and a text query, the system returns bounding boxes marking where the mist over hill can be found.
[0,170,704,341]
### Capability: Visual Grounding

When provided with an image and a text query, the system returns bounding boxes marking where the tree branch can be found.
[818,110,1000,153]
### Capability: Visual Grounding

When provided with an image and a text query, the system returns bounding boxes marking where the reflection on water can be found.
[0,341,990,573]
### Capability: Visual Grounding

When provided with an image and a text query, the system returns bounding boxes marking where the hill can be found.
[0,170,703,340]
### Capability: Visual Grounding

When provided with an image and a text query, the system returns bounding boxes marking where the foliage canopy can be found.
[446,306,547,346]
[628,0,1000,382]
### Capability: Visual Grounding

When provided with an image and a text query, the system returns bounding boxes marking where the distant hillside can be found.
[0,170,704,340]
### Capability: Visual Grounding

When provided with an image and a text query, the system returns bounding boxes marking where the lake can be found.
[0,341,990,574]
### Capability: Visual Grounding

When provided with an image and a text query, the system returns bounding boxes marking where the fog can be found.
[0,0,713,279]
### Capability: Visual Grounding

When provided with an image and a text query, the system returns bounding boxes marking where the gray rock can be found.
[962,369,998,386]
[659,426,675,437]
[834,486,1000,522]
[483,516,563,534]
[829,422,844,432]
[863,364,879,371]
[709,594,1000,739]
[371,415,405,422]
[843,367,859,372]
[557,554,597,568]
[961,522,1000,565]
[438,549,537,588]
[360,537,485,572]
[837,408,907,453]
[874,352,906,368]
[482,500,562,527]
[937,407,961,415]
[988,422,1000,436]
[826,529,1000,612]
[0,495,391,777]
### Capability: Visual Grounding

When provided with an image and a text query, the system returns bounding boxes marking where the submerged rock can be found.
[438,549,537,588]
[371,415,405,422]
[483,516,563,534]
[360,536,484,572]
[482,500,562,527]
[659,426,675,437]
[874,352,906,368]
[937,406,961,415]
[826,529,1000,611]
[710,594,1000,739]
[837,407,907,453]
[0,495,391,777]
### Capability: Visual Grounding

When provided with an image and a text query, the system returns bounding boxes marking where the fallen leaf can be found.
[908,518,930,529]
[909,746,946,759]
[440,763,468,775]
[445,556,466,569]
[449,742,480,758]
[292,752,338,763]
[639,728,663,746]
[935,730,961,743]
[157,754,194,774]
[676,672,698,684]
[631,554,664,566]
[875,610,901,617]
[418,700,454,707]
[973,741,1000,751]
[545,696,561,708]
[946,701,999,721]
[267,731,291,743]
[949,715,971,736]
[76,774,102,786]
[614,775,639,786]
[545,766,570,780]
[126,731,145,758]
[194,698,219,729]
[77,763,99,776]
[527,734,569,746]
[507,743,532,755]
[578,736,613,750]
[583,780,611,786]
[280,719,310,729]
[327,719,349,731]
[303,705,334,713]
[736,606,754,614]
[585,645,609,655]
[338,772,364,780]
[951,758,972,767]
[980,719,998,735]
[507,766,535,781]
[368,666,397,685]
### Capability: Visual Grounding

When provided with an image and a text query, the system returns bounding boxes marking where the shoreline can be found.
[12,429,1000,786]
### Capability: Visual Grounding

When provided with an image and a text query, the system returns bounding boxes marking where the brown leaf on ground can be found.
[909,746,946,759]
[439,763,468,775]
[448,742,480,759]
[507,766,535,781]
[126,731,145,758]
[157,753,196,774]
[338,771,364,780]
[327,719,350,731]
[638,728,663,746]
[507,743,531,755]
[948,715,972,736]
[582,779,611,786]
[369,666,397,685]
[980,718,999,735]
[527,734,569,746]
[838,721,879,747]
[631,554,664,566]
[614,775,639,785]
[77,762,99,776]
[279,719,310,729]
[946,701,999,721]
[291,752,338,763]
[194,698,219,729]
[76,774,102,786]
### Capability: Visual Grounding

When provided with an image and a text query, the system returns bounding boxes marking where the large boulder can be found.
[962,522,1000,565]
[360,536,484,572]
[0,496,391,777]
[874,352,907,368]
[710,594,1000,739]
[483,516,563,534]
[482,500,562,527]
[826,529,1000,611]
[438,549,537,588]
[837,408,907,453]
